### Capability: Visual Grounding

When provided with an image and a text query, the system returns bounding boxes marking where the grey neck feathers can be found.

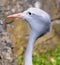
[24,31,38,65]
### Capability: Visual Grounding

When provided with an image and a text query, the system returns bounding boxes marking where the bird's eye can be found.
[28,12,31,15]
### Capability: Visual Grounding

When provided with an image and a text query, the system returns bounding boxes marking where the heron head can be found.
[7,7,51,32]
[7,7,45,22]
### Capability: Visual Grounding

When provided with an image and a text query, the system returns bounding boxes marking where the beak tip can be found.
[7,13,23,18]
[7,16,10,18]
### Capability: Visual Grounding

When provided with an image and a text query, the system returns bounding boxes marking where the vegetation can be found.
[18,45,60,65]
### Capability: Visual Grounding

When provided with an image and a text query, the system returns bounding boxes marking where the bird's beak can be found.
[7,13,23,18]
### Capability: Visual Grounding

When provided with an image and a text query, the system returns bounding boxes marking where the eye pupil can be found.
[28,12,31,15]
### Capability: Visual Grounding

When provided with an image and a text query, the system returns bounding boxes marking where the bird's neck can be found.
[24,31,38,65]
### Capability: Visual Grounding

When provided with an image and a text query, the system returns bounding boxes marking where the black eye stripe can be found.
[28,12,31,15]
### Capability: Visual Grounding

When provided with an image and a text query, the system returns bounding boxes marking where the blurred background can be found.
[0,0,60,65]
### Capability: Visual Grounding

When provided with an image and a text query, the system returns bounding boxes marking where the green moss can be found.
[18,45,60,65]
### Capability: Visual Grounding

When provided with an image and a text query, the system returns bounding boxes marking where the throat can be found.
[24,31,38,65]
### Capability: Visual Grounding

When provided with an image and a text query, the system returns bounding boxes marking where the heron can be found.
[7,7,51,65]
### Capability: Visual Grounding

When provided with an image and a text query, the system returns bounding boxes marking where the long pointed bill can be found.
[7,13,23,18]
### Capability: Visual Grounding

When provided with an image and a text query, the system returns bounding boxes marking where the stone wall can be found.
[0,5,18,65]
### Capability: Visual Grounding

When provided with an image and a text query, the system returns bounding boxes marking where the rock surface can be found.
[0,5,18,65]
